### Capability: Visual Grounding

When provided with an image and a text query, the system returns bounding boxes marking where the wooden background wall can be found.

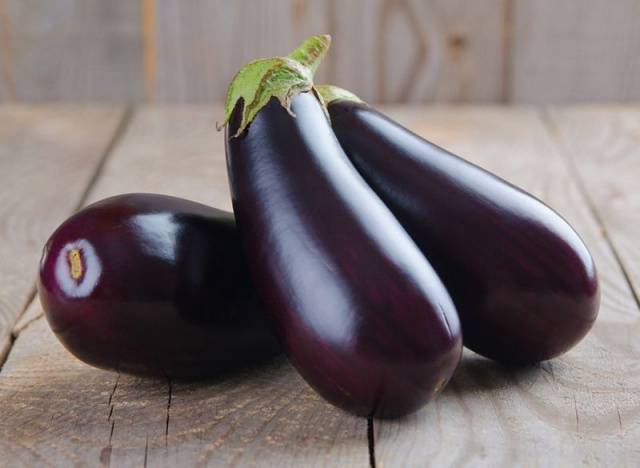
[0,0,639,104]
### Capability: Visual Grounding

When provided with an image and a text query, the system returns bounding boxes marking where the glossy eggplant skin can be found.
[38,193,280,379]
[226,93,462,418]
[326,100,600,363]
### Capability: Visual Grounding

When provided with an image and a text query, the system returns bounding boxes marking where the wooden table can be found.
[0,105,638,467]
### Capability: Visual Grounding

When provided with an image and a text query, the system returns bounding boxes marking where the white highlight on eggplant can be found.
[55,239,102,298]
[129,213,178,261]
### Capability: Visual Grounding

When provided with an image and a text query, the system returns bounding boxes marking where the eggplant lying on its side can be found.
[223,36,462,418]
[39,193,280,379]
[318,85,600,364]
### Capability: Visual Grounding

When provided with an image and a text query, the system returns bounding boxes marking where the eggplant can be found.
[318,85,600,364]
[38,193,280,379]
[222,36,462,418]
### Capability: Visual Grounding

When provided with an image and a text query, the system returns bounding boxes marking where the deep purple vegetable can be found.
[223,36,462,418]
[38,193,280,379]
[318,85,600,364]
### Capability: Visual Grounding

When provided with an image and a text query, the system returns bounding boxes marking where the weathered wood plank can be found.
[83,106,232,208]
[511,0,640,103]
[0,106,369,467]
[0,106,125,367]
[327,0,506,103]
[3,106,639,467]
[152,0,505,103]
[4,0,143,101]
[4,0,640,105]
[546,107,640,301]
[153,0,328,103]
[0,302,120,466]
[370,107,640,466]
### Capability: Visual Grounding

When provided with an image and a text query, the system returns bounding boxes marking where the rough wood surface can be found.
[511,0,640,103]
[0,106,125,367]
[0,0,15,101]
[371,0,506,103]
[152,0,505,104]
[0,106,368,467]
[4,1,638,104]
[152,0,327,103]
[546,107,640,303]
[367,107,640,466]
[1,0,143,101]
[0,106,638,467]
[83,106,232,208]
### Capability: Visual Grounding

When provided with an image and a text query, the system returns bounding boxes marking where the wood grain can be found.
[82,106,232,208]
[153,0,328,103]
[1,106,638,466]
[546,107,640,301]
[152,0,505,104]
[2,1,639,104]
[0,106,125,367]
[4,0,143,101]
[369,107,640,466]
[369,0,505,103]
[142,0,157,102]
[0,106,369,466]
[0,0,16,101]
[512,0,640,103]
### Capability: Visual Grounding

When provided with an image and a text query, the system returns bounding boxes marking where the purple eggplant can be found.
[222,36,461,418]
[38,193,280,379]
[318,85,600,364]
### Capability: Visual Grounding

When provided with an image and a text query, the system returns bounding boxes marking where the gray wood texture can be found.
[0,105,639,466]
[512,1,640,103]
[0,106,125,368]
[371,107,640,466]
[0,106,369,467]
[547,106,640,302]
[1,0,143,101]
[0,0,638,103]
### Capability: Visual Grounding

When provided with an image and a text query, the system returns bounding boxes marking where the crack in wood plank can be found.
[165,377,172,447]
[367,416,376,468]
[0,288,37,373]
[0,335,15,374]
[143,436,149,468]
[616,405,623,432]
[12,304,43,337]
[109,421,115,445]
[573,395,580,434]
[107,373,120,421]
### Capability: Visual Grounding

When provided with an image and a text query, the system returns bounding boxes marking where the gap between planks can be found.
[367,107,640,466]
[0,106,135,374]
[367,416,376,468]
[539,108,640,310]
[4,106,634,466]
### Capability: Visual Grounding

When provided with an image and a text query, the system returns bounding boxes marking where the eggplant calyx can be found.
[220,34,331,138]
[288,35,331,76]
[316,85,366,106]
